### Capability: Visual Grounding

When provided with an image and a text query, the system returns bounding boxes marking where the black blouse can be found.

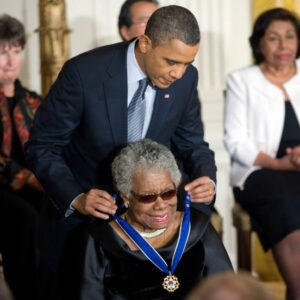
[277,101,300,158]
[80,209,233,300]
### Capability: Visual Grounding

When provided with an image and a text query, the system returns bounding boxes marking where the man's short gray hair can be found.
[112,139,181,198]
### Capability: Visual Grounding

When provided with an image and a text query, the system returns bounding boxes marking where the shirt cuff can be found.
[64,193,83,217]
[204,179,216,205]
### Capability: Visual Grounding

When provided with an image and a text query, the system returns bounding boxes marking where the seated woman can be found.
[80,139,232,299]
[224,8,300,300]
[0,14,43,300]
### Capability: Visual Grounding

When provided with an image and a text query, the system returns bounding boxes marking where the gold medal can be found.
[162,274,179,292]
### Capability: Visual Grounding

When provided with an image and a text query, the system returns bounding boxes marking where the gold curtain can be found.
[38,0,71,97]
[253,0,300,21]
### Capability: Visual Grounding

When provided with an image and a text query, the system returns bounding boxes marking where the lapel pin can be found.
[164,94,170,99]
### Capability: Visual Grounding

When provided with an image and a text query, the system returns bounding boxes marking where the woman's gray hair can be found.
[112,139,181,198]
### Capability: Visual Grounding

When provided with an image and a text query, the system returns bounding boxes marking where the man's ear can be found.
[120,26,130,41]
[138,34,152,54]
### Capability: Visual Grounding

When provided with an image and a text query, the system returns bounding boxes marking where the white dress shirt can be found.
[127,39,157,138]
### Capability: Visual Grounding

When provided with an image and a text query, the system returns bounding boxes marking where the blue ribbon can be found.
[112,193,191,275]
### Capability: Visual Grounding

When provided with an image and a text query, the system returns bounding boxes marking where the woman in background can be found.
[224,8,300,300]
[0,14,43,300]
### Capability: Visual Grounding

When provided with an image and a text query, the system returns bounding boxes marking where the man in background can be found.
[118,0,158,41]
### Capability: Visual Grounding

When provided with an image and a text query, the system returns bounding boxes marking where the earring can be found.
[124,201,129,208]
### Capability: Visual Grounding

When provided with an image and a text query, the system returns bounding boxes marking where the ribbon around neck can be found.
[112,193,191,275]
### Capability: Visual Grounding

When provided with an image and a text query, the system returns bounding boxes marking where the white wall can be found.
[2,0,253,268]
[2,0,40,92]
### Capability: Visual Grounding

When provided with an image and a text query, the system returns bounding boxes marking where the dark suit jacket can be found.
[25,40,216,216]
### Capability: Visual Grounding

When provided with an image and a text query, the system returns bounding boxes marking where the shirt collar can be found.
[127,38,147,84]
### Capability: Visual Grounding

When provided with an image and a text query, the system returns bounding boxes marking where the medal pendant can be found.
[162,274,179,292]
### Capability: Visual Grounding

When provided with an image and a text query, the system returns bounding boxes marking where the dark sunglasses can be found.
[131,189,177,204]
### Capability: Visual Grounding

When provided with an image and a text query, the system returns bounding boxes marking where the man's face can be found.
[136,37,199,89]
[121,1,158,41]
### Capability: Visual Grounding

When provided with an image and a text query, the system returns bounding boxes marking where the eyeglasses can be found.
[131,189,177,204]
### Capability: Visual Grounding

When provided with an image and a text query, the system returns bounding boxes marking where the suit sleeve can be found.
[80,236,106,300]
[25,59,85,214]
[171,68,216,182]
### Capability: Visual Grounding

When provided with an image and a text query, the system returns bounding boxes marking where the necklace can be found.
[137,227,167,238]
[124,213,167,238]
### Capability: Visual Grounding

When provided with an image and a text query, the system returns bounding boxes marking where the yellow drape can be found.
[253,0,300,21]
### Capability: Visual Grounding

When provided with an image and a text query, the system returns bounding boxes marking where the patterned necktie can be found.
[127,78,148,143]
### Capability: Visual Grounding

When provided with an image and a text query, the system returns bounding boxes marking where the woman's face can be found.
[0,43,23,86]
[125,168,177,232]
[259,20,298,68]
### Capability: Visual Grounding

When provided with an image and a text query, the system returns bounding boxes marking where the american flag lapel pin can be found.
[164,93,170,99]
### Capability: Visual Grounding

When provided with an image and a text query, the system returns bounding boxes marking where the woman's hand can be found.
[274,154,297,171]
[254,151,297,171]
[72,189,118,219]
[26,173,44,192]
[286,146,300,170]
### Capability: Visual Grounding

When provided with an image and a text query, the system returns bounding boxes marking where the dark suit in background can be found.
[25,40,216,299]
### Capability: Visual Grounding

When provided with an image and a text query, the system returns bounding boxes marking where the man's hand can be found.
[184,176,215,203]
[286,146,300,169]
[72,189,118,219]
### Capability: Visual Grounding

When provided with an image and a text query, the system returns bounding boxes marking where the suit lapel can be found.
[146,86,174,139]
[103,43,129,147]
[103,41,177,145]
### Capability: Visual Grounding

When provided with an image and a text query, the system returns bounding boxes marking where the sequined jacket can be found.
[0,80,41,190]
